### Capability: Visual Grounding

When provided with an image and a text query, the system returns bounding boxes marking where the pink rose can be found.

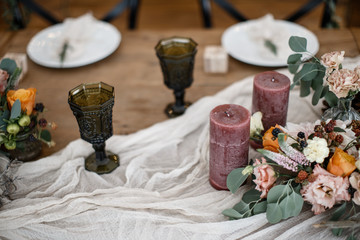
[349,172,360,205]
[327,69,359,98]
[0,69,9,93]
[253,157,277,198]
[301,164,350,214]
[321,51,345,70]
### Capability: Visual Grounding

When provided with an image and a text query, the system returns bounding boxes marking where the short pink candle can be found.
[252,71,290,131]
[209,104,251,190]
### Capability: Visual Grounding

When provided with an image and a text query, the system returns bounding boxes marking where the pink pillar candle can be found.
[209,104,251,190]
[252,71,290,131]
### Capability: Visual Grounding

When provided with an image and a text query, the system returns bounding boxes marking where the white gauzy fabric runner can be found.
[1,59,360,240]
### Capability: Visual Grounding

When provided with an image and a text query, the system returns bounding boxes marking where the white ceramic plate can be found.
[221,20,319,67]
[27,20,121,68]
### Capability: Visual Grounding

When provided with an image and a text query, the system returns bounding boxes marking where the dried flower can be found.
[321,51,345,71]
[303,137,329,163]
[301,164,350,214]
[327,69,359,98]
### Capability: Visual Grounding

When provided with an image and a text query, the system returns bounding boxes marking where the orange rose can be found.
[262,124,285,153]
[7,88,36,115]
[327,147,356,177]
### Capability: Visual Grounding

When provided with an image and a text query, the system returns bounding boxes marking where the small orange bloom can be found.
[327,147,356,177]
[262,124,284,153]
[7,88,37,115]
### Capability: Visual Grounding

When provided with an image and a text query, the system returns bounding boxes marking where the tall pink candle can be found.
[209,104,251,190]
[252,71,290,131]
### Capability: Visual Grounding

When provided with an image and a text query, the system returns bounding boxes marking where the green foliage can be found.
[289,36,307,52]
[39,129,52,142]
[264,40,277,55]
[10,100,21,119]
[287,36,338,106]
[265,182,303,224]
[222,187,267,220]
[226,167,250,193]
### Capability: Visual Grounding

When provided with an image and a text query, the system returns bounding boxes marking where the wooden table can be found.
[1,27,360,158]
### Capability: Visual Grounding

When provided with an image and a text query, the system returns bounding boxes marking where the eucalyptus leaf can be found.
[333,127,346,133]
[299,63,319,81]
[7,68,22,89]
[278,195,295,219]
[227,167,249,193]
[311,69,324,91]
[300,79,312,97]
[0,58,17,75]
[320,85,329,98]
[267,185,288,204]
[242,188,262,204]
[312,84,324,106]
[324,91,339,107]
[266,203,283,224]
[0,110,9,131]
[288,191,303,217]
[10,100,21,119]
[287,53,302,76]
[40,129,51,142]
[233,200,251,214]
[253,201,267,214]
[222,208,244,219]
[264,39,277,55]
[287,53,302,64]
[289,36,307,52]
[330,202,347,221]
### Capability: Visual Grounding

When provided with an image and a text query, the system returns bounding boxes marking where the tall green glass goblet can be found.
[155,36,198,118]
[68,82,119,174]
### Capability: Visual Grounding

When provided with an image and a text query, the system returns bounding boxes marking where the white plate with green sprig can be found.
[27,20,121,68]
[221,19,319,67]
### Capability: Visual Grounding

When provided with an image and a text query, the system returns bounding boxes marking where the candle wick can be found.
[271,78,275,82]
[224,111,231,117]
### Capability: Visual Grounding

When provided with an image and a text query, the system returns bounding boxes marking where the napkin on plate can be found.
[246,14,292,60]
[54,13,97,63]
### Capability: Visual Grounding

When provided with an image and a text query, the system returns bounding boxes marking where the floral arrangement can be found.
[224,114,360,238]
[286,36,360,107]
[0,58,56,153]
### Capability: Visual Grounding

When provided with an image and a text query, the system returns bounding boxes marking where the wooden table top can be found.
[1,27,360,158]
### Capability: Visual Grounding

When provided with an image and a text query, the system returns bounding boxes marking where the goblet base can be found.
[85,151,119,174]
[165,102,191,118]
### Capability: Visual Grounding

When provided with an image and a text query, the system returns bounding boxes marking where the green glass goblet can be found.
[155,36,198,118]
[68,82,119,174]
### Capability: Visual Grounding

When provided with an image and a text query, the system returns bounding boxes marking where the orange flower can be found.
[327,147,356,177]
[262,124,284,153]
[7,88,37,115]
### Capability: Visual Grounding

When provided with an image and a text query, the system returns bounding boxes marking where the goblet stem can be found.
[93,142,108,165]
[174,89,185,108]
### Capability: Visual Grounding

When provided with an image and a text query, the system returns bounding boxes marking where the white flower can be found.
[321,51,345,70]
[349,172,360,205]
[303,137,329,163]
[250,111,264,137]
[356,159,360,171]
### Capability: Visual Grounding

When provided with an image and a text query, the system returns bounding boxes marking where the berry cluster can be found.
[312,120,344,146]
[350,120,360,137]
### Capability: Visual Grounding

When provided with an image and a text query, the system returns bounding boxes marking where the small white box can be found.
[203,46,228,73]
